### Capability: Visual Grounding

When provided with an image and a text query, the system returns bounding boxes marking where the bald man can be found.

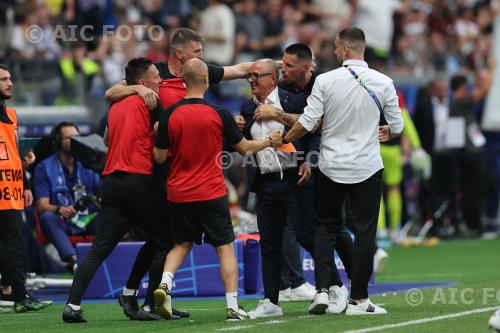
[153,58,283,321]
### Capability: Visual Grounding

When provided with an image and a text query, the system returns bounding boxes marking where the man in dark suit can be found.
[237,59,312,318]
[241,44,353,313]
[414,71,493,236]
[413,78,453,233]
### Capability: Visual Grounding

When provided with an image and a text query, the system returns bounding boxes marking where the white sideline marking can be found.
[258,319,288,325]
[383,273,463,279]
[217,325,254,331]
[342,306,499,333]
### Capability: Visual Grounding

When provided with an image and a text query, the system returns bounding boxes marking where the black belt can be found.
[257,167,297,181]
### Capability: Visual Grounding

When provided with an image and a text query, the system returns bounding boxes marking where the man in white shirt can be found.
[284,27,404,315]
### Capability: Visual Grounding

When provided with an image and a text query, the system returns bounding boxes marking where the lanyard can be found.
[55,158,83,205]
[344,65,384,113]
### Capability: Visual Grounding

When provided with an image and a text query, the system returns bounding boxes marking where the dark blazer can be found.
[240,88,321,191]
[413,87,435,155]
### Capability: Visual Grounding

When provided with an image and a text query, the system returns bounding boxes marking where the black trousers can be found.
[67,173,172,305]
[280,222,305,290]
[125,239,167,307]
[255,170,300,304]
[295,180,353,284]
[0,210,26,301]
[314,169,383,299]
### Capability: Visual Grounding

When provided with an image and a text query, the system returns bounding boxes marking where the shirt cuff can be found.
[389,122,404,136]
[298,114,316,132]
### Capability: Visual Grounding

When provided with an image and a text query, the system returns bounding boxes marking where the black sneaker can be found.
[173,308,190,318]
[62,304,87,323]
[26,293,53,308]
[118,293,161,321]
[143,302,189,319]
[153,283,172,320]
[13,297,44,313]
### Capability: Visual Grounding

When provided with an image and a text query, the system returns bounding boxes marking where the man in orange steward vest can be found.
[0,64,51,312]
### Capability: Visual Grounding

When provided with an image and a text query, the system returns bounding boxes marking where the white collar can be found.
[342,59,369,68]
[253,86,280,106]
[431,96,449,106]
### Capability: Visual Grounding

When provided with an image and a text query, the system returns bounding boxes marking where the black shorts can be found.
[169,195,235,247]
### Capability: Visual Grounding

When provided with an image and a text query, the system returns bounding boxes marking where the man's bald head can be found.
[253,59,279,77]
[183,58,208,89]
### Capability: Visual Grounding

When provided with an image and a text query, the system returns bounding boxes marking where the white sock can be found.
[68,303,80,311]
[226,292,238,311]
[161,272,174,291]
[122,287,137,296]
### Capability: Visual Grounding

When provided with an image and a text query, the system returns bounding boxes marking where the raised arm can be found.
[222,59,282,81]
[105,80,158,109]
[222,62,253,80]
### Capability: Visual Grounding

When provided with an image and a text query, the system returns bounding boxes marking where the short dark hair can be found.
[338,27,366,53]
[450,75,467,92]
[125,57,153,85]
[0,63,9,72]
[51,121,79,148]
[171,28,204,51]
[284,43,312,62]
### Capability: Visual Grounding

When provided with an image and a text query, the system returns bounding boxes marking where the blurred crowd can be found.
[0,0,497,88]
[0,0,499,252]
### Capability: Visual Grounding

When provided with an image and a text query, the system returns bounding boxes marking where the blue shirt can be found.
[34,154,100,208]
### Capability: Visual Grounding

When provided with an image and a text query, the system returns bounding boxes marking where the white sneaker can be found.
[308,291,329,315]
[489,309,500,331]
[326,285,349,314]
[289,283,316,301]
[346,299,387,315]
[248,299,283,319]
[374,248,389,274]
[279,288,291,302]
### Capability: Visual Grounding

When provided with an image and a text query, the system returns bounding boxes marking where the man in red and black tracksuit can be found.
[152,58,282,321]
[103,27,254,316]
[62,58,172,323]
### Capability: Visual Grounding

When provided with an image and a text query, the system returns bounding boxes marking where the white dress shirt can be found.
[431,96,450,151]
[250,87,295,175]
[298,59,404,184]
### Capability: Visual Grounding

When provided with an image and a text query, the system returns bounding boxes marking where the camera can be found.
[73,194,101,212]
[72,183,101,212]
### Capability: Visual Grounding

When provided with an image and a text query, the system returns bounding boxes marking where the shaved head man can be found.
[153,57,282,322]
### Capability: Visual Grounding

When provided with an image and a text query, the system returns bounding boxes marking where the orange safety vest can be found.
[0,107,24,210]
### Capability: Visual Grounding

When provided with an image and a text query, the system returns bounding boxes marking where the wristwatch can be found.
[55,205,62,215]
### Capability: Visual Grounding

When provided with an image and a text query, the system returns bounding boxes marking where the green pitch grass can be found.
[1,238,499,333]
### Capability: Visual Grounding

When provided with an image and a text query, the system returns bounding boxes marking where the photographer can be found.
[33,122,100,271]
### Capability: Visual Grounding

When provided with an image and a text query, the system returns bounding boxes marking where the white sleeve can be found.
[298,79,325,131]
[383,82,404,135]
